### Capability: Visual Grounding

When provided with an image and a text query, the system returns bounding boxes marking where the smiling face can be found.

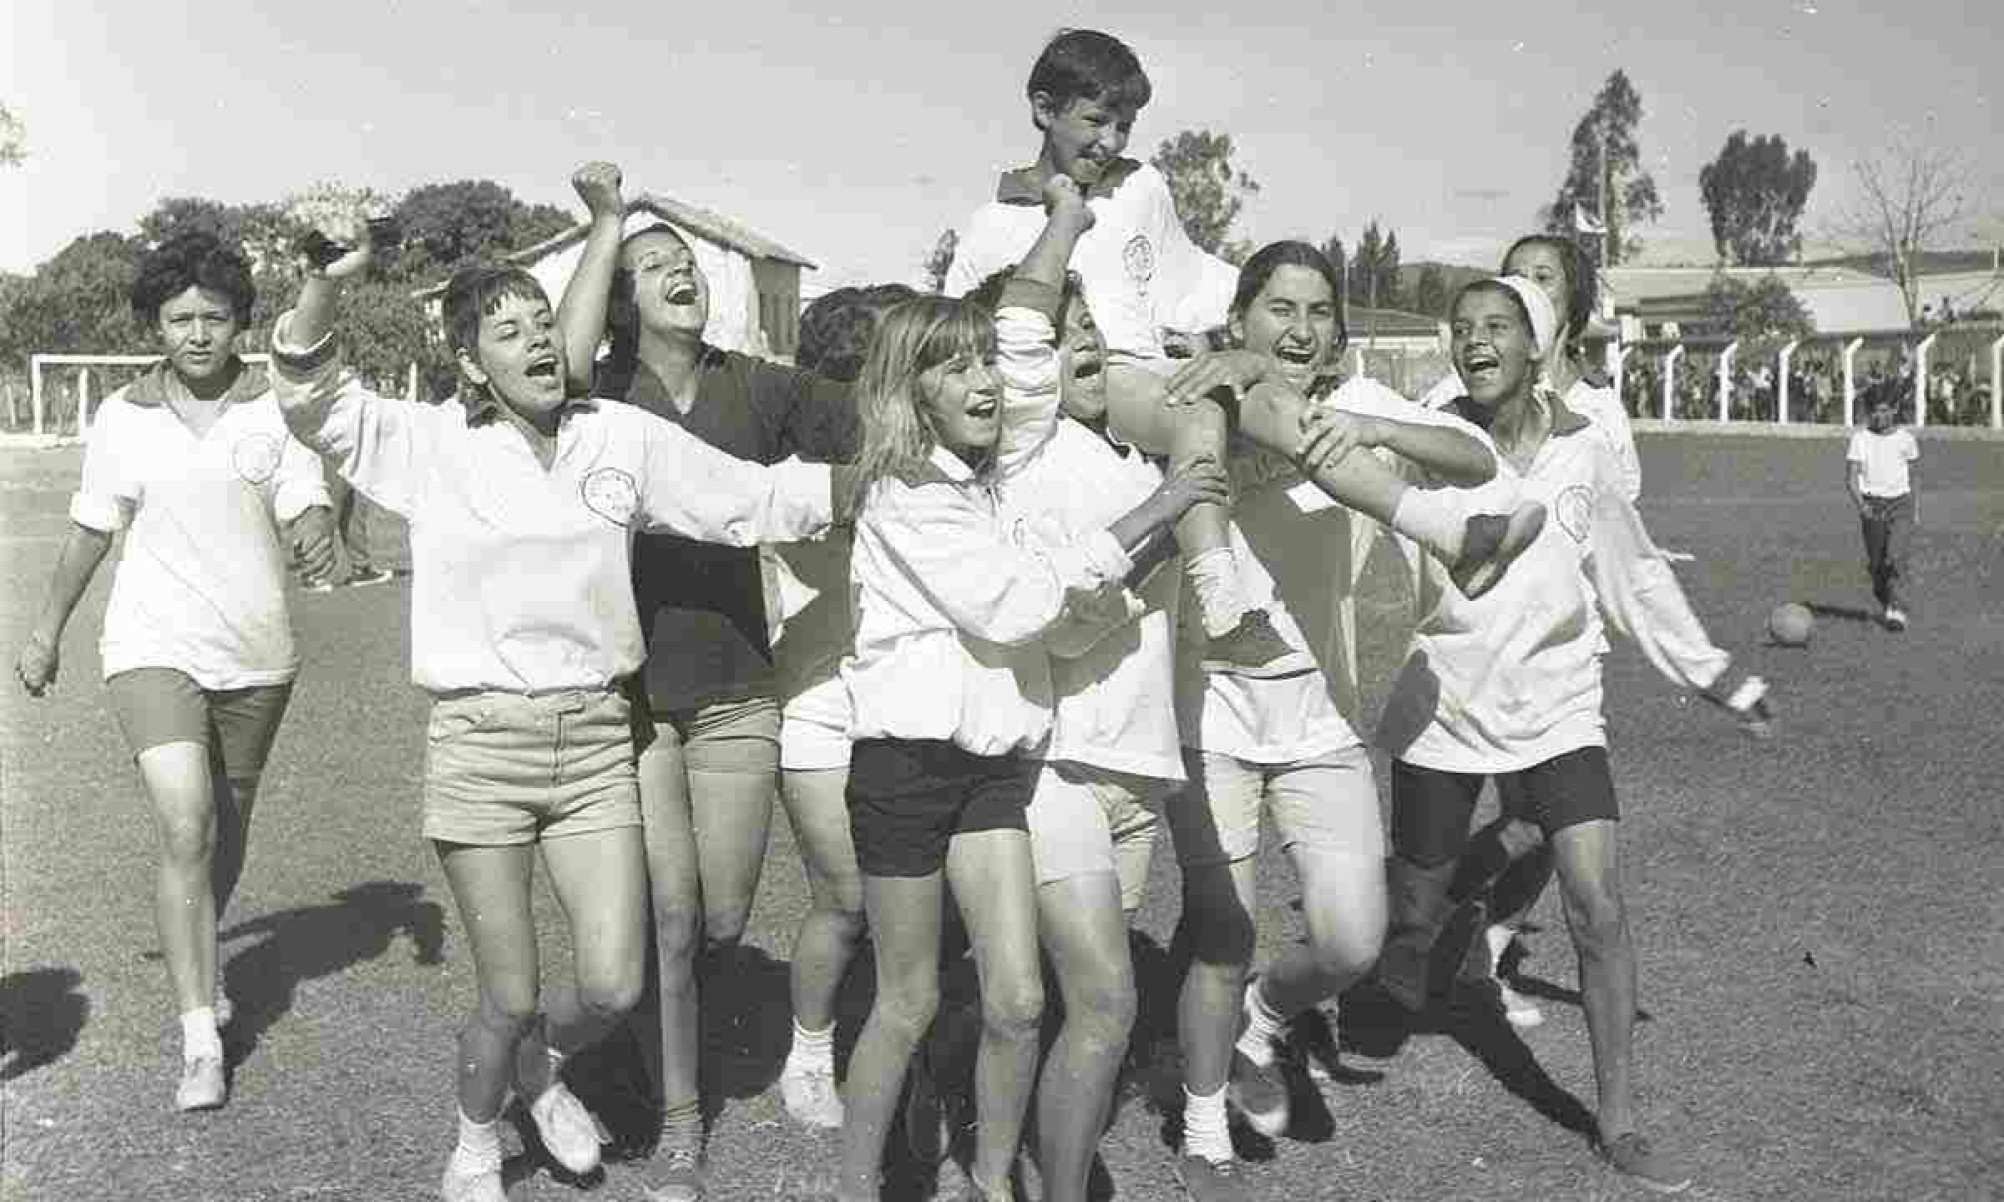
[916,351,1004,462]
[458,291,569,424]
[619,229,709,339]
[1450,286,1538,410]
[1033,94,1135,189]
[1502,241,1572,334]
[1231,264,1340,391]
[1056,291,1108,421]
[156,285,243,386]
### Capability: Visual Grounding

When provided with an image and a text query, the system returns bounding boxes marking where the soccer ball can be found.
[1768,602,1814,647]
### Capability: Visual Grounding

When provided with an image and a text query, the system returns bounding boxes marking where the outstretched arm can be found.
[556,162,626,396]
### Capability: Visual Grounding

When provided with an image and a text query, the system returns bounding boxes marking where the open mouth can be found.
[665,281,699,305]
[966,396,999,419]
[1274,344,1318,369]
[1460,349,1501,382]
[1071,357,1104,381]
[525,353,562,382]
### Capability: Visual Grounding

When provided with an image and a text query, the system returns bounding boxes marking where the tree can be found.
[1,232,152,357]
[1700,274,1814,374]
[389,180,574,283]
[1346,221,1401,311]
[921,228,958,294]
[1151,129,1260,261]
[0,104,25,167]
[1413,263,1448,317]
[337,280,450,397]
[1699,131,1818,265]
[1836,142,1975,328]
[1540,70,1664,266]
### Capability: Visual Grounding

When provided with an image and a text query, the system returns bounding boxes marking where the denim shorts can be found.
[421,688,642,846]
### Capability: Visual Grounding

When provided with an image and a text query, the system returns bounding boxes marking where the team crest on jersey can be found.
[1122,234,1156,288]
[231,433,282,484]
[1553,484,1595,544]
[581,467,640,526]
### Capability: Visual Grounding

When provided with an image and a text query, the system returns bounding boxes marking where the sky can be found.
[4,0,1999,290]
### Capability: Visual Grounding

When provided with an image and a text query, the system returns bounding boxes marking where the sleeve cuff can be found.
[69,492,128,532]
[273,479,333,523]
[269,310,340,377]
[998,277,1064,321]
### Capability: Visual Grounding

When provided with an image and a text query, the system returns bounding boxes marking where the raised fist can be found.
[573,162,625,220]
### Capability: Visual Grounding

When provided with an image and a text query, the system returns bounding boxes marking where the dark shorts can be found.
[846,738,1035,879]
[105,667,292,783]
[1391,746,1619,867]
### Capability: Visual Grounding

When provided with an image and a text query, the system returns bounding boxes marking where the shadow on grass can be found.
[1806,601,1880,625]
[1440,995,1599,1140]
[199,881,446,1070]
[0,966,89,1081]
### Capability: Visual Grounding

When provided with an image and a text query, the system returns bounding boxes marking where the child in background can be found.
[1846,387,1919,631]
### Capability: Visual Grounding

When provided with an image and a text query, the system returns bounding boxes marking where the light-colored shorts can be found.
[422,688,641,847]
[1166,744,1385,869]
[780,675,851,773]
[1026,761,1166,912]
[105,667,292,783]
[649,694,782,777]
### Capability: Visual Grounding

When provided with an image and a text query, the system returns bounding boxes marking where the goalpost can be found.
[27,354,419,438]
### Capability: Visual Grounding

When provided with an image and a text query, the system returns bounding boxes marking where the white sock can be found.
[1182,1085,1233,1163]
[1481,924,1514,978]
[1235,980,1288,1067]
[1187,548,1248,637]
[786,1018,835,1072]
[1389,488,1469,560]
[453,1109,503,1170]
[179,1006,221,1062]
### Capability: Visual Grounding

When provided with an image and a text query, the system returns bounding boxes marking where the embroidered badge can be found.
[1554,483,1595,544]
[581,467,640,526]
[231,433,282,484]
[1122,234,1156,289]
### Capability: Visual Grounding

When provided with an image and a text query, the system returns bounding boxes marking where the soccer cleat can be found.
[1174,1152,1249,1202]
[1598,1131,1693,1194]
[440,1150,507,1202]
[174,1054,227,1112]
[1883,606,1908,631]
[779,1061,844,1129]
[1200,609,1315,678]
[1719,674,1775,739]
[1448,502,1547,600]
[1225,1048,1289,1138]
[640,1144,705,1202]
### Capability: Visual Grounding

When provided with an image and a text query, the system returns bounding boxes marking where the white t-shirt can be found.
[71,363,331,688]
[1420,372,1640,501]
[947,160,1237,364]
[1846,428,1918,498]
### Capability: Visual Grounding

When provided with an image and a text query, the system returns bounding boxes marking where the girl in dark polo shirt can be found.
[555,163,854,1201]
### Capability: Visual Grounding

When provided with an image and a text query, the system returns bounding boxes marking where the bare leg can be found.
[835,872,945,1201]
[1034,871,1134,1202]
[945,829,1044,1195]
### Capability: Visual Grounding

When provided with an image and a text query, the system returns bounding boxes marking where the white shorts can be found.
[1166,743,1384,868]
[780,674,851,773]
[1026,761,1166,913]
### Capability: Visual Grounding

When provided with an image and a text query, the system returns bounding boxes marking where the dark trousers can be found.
[1860,493,1913,610]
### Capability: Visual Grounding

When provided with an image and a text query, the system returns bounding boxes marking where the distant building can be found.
[412,193,817,360]
[1603,259,2004,337]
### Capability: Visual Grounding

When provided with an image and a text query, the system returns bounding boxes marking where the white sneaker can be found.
[440,1149,506,1202]
[174,1054,226,1112]
[779,1061,844,1129]
[1884,607,1908,631]
[1496,980,1544,1029]
[526,1081,603,1175]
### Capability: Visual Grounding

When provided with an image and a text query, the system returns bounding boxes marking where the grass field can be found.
[3,430,2001,1201]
